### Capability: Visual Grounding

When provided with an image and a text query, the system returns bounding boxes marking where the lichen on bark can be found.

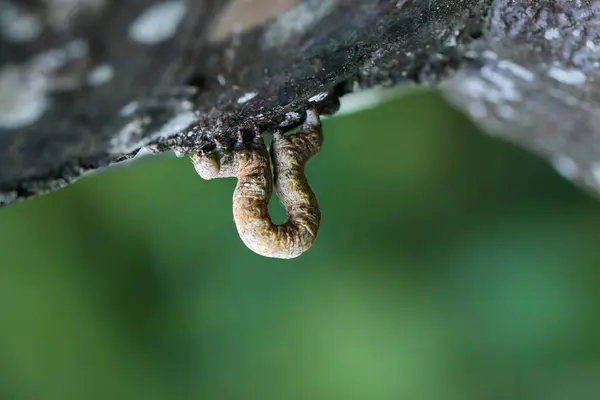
[1,0,599,205]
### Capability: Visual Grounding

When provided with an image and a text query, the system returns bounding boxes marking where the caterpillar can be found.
[191,108,323,259]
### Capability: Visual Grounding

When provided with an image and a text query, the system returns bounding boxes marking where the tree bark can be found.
[0,0,598,205]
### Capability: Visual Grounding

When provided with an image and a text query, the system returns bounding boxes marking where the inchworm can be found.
[190,109,323,259]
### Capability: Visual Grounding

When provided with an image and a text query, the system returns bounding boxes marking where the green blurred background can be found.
[1,91,600,400]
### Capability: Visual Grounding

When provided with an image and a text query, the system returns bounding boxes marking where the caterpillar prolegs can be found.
[191,109,323,259]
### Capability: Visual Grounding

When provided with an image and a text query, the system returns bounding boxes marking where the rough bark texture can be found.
[0,0,597,206]
[443,0,600,196]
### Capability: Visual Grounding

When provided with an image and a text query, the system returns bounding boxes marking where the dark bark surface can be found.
[0,0,597,206]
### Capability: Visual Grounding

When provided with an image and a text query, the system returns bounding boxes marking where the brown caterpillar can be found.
[190,109,323,259]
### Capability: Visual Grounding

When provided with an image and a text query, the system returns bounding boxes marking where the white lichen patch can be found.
[87,63,114,86]
[547,66,587,85]
[551,154,579,180]
[481,50,499,60]
[586,40,597,50]
[0,1,43,43]
[461,75,503,104]
[0,38,91,128]
[496,104,516,119]
[449,67,531,125]
[279,111,301,127]
[336,86,404,116]
[0,64,48,129]
[156,111,196,138]
[110,110,196,154]
[480,66,521,101]
[497,60,535,82]
[32,39,89,74]
[128,0,186,45]
[467,101,488,119]
[261,0,338,49]
[0,190,18,205]
[458,59,533,110]
[236,91,258,104]
[110,117,148,154]
[120,101,140,117]
[308,92,328,103]
[544,27,560,40]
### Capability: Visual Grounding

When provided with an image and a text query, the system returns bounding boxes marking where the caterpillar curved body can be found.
[191,109,323,259]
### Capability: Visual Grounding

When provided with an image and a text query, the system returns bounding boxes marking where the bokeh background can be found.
[1,91,600,400]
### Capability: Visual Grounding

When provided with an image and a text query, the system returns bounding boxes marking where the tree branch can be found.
[0,0,597,205]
